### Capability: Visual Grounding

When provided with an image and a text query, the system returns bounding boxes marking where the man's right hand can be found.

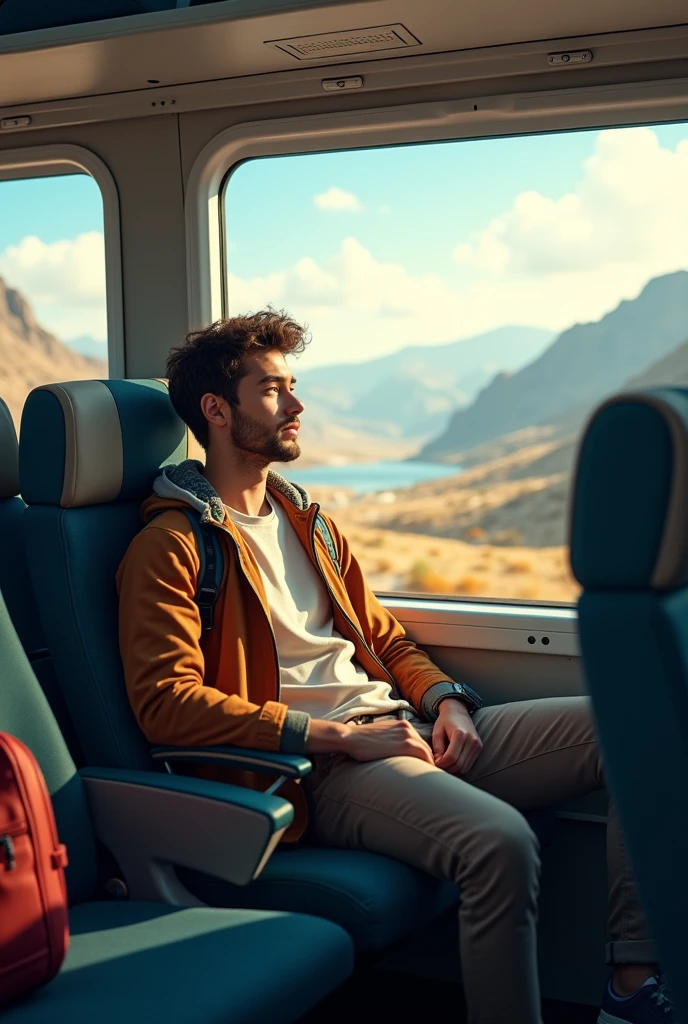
[306,717,435,765]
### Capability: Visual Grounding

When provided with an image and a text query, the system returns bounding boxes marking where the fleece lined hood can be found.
[142,458,311,523]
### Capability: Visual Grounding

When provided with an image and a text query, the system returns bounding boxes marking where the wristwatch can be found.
[432,681,483,717]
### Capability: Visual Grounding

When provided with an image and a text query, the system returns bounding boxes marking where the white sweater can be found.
[226,497,409,723]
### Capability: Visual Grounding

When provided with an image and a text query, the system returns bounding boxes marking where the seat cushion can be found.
[182,847,458,952]
[0,496,45,656]
[3,902,353,1024]
[182,811,555,952]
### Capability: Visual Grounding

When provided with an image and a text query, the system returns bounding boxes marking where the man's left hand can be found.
[431,699,483,775]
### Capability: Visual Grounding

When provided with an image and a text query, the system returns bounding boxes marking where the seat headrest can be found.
[19,379,189,507]
[570,387,688,591]
[0,397,19,499]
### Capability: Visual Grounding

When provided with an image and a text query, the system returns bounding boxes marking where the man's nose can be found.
[286,393,305,415]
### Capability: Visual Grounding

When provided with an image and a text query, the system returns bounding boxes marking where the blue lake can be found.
[288,459,462,495]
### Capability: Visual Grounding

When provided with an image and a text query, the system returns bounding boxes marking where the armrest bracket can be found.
[81,767,294,904]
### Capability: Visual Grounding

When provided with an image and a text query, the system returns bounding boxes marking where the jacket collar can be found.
[152,458,311,524]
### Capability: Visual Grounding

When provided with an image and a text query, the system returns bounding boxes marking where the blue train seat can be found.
[0,581,353,1022]
[0,397,82,762]
[18,377,554,952]
[570,386,688,1021]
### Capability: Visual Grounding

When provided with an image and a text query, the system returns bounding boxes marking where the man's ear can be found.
[200,393,231,430]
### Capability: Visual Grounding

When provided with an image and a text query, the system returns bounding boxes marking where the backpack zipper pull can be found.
[0,834,16,871]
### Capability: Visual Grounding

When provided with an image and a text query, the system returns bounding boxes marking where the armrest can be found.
[80,767,294,904]
[150,744,312,779]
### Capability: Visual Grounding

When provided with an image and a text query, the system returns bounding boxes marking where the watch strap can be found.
[420,680,482,721]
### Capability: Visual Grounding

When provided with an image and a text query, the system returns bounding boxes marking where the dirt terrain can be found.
[304,433,581,602]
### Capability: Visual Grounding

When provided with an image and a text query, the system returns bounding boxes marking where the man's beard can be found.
[231,405,301,463]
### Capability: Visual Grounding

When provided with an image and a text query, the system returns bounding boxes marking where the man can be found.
[117,311,670,1024]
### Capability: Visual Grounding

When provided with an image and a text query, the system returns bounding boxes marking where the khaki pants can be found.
[309,696,654,1024]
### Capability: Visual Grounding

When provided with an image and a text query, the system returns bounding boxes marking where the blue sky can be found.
[0,173,103,247]
[225,122,688,282]
[1,120,687,369]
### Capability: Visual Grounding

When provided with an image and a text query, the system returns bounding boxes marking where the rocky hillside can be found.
[623,335,688,391]
[420,270,688,461]
[0,278,107,426]
[336,335,688,551]
[296,325,554,441]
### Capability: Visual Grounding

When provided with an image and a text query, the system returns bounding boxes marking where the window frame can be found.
[185,80,688,617]
[0,143,124,377]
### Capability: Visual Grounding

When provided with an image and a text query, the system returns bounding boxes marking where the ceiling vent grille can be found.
[267,24,421,61]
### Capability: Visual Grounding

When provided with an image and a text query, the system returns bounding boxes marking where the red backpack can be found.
[0,732,69,1005]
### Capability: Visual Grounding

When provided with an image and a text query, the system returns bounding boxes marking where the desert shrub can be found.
[375,558,394,573]
[453,575,484,596]
[420,572,453,593]
[465,527,488,542]
[505,558,533,574]
[428,546,441,557]
[407,561,452,593]
[408,559,432,585]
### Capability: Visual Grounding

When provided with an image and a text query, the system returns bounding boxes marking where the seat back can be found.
[0,398,44,656]
[19,379,189,772]
[570,386,688,1020]
[0,585,96,905]
[0,398,83,764]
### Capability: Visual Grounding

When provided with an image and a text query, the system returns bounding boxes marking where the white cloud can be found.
[201,127,688,370]
[225,236,550,367]
[0,231,107,341]
[313,187,362,212]
[227,237,454,318]
[454,127,688,280]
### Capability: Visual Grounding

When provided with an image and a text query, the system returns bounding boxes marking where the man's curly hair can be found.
[166,309,309,449]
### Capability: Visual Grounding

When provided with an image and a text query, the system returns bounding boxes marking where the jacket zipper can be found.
[308,503,401,699]
[221,526,282,703]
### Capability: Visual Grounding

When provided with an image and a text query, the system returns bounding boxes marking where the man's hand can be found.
[338,718,435,765]
[432,699,483,774]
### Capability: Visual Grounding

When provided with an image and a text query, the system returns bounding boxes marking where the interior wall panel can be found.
[0,115,188,378]
[411,645,586,706]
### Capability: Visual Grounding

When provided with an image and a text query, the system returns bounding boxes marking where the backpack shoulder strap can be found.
[180,509,224,631]
[315,513,341,576]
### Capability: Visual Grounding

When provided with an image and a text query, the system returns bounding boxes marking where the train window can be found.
[0,172,108,430]
[223,122,688,604]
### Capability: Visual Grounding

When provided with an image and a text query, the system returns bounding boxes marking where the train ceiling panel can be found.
[0,0,686,108]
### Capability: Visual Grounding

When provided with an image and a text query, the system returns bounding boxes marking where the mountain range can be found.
[296,325,555,441]
[3,266,686,484]
[65,334,108,359]
[419,270,688,462]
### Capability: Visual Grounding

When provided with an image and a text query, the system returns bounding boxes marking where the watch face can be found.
[457,684,481,709]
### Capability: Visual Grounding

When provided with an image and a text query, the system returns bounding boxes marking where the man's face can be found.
[228,349,304,463]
